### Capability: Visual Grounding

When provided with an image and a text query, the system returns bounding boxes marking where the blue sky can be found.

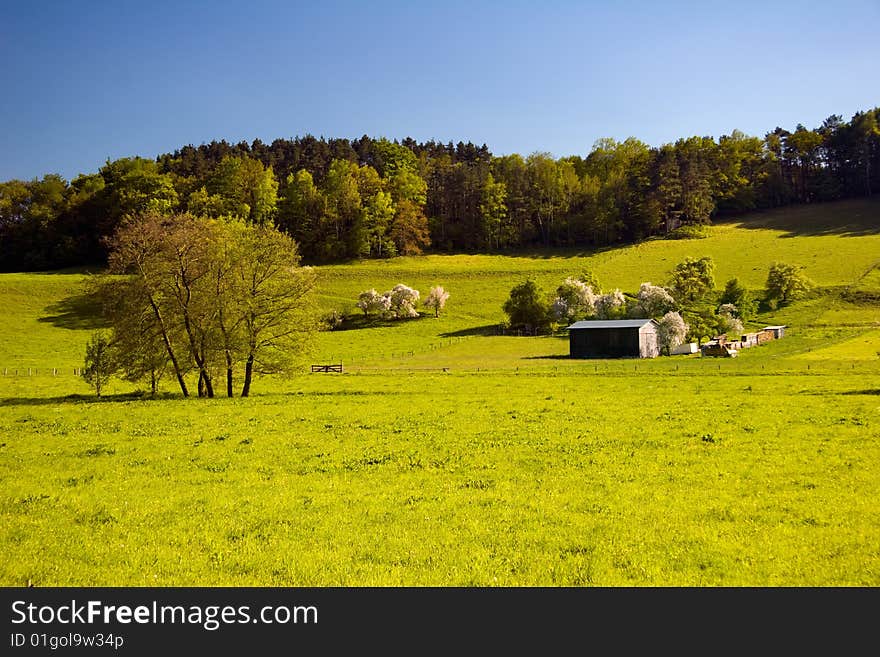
[2,0,878,181]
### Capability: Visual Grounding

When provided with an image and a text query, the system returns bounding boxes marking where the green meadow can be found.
[1,198,879,585]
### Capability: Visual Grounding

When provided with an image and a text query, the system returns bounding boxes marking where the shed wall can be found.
[638,325,660,358]
[570,327,645,358]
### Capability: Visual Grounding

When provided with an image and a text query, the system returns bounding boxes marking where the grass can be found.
[1,198,879,586]
[1,371,878,586]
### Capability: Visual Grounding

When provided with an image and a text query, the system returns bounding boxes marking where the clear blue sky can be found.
[2,0,878,181]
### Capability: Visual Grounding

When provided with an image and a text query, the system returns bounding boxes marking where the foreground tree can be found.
[105,213,195,396]
[233,225,317,396]
[90,276,170,395]
[100,213,316,398]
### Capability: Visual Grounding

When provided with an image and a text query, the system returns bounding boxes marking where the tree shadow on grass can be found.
[439,324,504,338]
[0,391,176,407]
[837,389,880,396]
[522,354,572,360]
[330,314,429,331]
[38,293,107,330]
[716,198,880,238]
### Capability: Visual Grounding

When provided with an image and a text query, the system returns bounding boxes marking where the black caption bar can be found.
[1,587,875,654]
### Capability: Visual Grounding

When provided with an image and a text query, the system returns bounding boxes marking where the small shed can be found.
[566,319,660,359]
[756,329,775,344]
[763,325,787,339]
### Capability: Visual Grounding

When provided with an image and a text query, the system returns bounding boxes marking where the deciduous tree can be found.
[424,285,450,317]
[766,262,813,304]
[82,331,115,397]
[503,279,551,334]
[657,311,688,355]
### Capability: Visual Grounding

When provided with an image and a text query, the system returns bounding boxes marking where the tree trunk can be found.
[203,369,214,398]
[144,294,188,397]
[226,352,234,398]
[181,314,213,398]
[241,355,254,398]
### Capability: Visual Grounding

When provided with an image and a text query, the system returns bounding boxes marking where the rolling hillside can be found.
[2,197,877,373]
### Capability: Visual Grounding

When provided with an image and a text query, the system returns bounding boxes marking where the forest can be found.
[1,107,878,271]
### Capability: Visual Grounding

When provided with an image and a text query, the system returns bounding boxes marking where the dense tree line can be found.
[1,108,878,271]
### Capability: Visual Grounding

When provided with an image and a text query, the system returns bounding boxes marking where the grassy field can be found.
[1,198,879,585]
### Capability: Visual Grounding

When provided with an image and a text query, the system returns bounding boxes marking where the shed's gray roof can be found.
[566,319,658,330]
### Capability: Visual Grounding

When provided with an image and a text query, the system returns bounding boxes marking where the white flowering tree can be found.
[387,283,420,318]
[594,289,626,319]
[657,311,689,355]
[636,282,676,318]
[716,303,744,337]
[552,277,597,323]
[424,285,450,317]
[356,289,390,316]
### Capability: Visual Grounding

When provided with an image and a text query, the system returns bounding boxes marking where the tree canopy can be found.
[92,212,317,397]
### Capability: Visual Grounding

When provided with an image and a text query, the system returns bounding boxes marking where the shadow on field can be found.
[717,198,880,238]
[0,392,175,407]
[439,324,502,337]
[330,314,427,331]
[838,389,880,396]
[38,293,107,330]
[523,354,572,360]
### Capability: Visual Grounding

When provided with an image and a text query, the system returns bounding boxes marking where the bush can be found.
[503,279,551,334]
[665,225,711,240]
